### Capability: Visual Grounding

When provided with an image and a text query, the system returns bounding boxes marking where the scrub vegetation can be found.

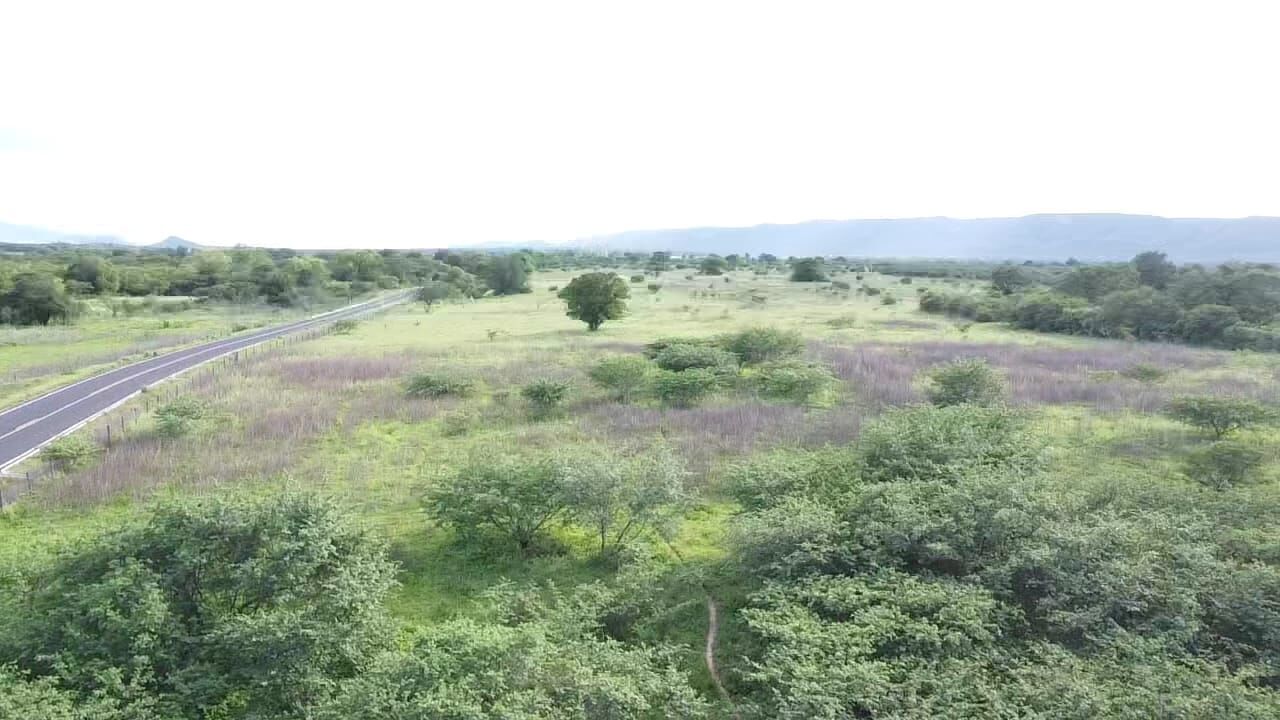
[2,249,1280,718]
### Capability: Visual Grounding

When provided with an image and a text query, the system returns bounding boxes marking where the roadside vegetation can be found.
[2,249,1280,718]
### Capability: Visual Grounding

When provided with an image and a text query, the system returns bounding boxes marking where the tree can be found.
[1,493,396,716]
[699,256,728,276]
[426,454,569,554]
[1133,251,1176,289]
[315,590,708,719]
[65,255,120,295]
[521,378,572,418]
[923,358,1006,407]
[558,272,629,331]
[415,281,452,309]
[647,251,670,273]
[486,254,532,295]
[560,444,689,557]
[1056,264,1138,302]
[1098,287,1183,340]
[1,273,74,325]
[990,264,1031,295]
[1184,440,1266,490]
[790,257,828,282]
[1176,304,1241,346]
[588,356,654,402]
[1165,396,1274,439]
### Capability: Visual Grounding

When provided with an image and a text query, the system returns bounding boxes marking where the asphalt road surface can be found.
[0,292,411,472]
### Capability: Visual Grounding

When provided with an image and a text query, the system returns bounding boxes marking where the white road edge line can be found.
[0,291,409,474]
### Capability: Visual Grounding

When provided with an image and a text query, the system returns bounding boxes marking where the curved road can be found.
[0,291,411,472]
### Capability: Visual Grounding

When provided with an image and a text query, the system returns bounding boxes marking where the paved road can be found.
[0,292,411,472]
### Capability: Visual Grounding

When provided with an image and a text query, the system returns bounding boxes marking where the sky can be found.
[1,0,1278,249]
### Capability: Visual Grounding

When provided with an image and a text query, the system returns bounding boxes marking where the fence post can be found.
[26,472,31,493]
[106,424,112,450]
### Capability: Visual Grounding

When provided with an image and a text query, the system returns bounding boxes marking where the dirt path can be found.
[705,596,739,718]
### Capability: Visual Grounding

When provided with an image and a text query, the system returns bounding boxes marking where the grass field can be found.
[4,266,1280,706]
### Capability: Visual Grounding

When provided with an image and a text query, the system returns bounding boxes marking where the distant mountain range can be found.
[0,222,206,251]
[0,221,127,247]
[3,215,1280,262]
[581,214,1280,263]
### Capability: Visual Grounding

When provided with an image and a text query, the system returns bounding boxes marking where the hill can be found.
[149,236,205,251]
[584,214,1280,263]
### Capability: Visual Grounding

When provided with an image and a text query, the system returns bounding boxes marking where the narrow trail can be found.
[704,596,739,719]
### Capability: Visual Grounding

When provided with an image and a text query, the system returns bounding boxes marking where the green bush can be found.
[405,373,476,398]
[154,396,212,438]
[427,453,568,554]
[40,434,99,470]
[521,379,572,417]
[647,283,662,293]
[923,358,1006,407]
[858,404,1039,483]
[331,319,359,335]
[724,446,862,510]
[880,293,898,306]
[588,355,654,402]
[1165,396,1274,439]
[720,326,805,365]
[1120,363,1168,383]
[653,343,738,373]
[6,493,396,716]
[1184,440,1266,490]
[642,336,720,359]
[752,360,837,403]
[654,368,720,407]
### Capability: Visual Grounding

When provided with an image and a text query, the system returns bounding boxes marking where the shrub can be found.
[630,274,646,283]
[40,434,99,470]
[653,343,738,373]
[440,407,479,437]
[521,379,572,417]
[880,293,898,306]
[654,368,720,407]
[830,280,851,291]
[1120,363,1168,383]
[724,446,862,510]
[1166,396,1274,439]
[858,404,1039,483]
[154,396,212,438]
[647,283,662,293]
[721,326,804,365]
[588,355,654,402]
[826,314,857,329]
[331,319,359,335]
[642,336,720,359]
[923,358,1006,407]
[752,360,837,403]
[427,453,568,554]
[1184,440,1266,490]
[10,493,396,716]
[406,373,476,398]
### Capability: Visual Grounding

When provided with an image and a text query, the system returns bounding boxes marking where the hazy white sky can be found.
[1,0,1278,248]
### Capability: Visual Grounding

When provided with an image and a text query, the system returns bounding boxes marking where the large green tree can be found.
[558,272,629,331]
[1,272,74,325]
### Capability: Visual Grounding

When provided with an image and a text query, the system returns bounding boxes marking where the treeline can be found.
[0,245,585,325]
[920,251,1280,350]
